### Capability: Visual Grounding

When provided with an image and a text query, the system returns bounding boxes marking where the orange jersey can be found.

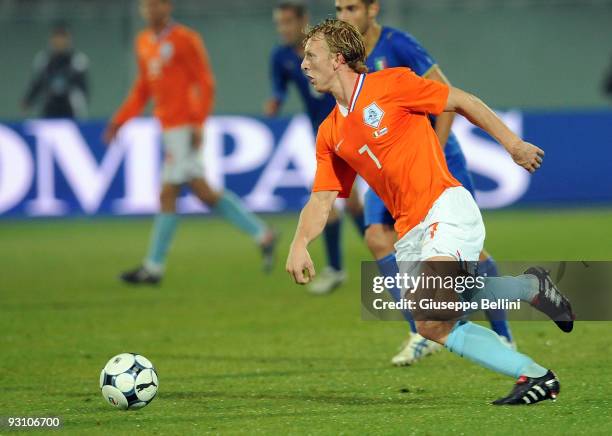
[312,68,460,238]
[112,23,215,130]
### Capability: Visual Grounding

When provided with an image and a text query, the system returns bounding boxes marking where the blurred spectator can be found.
[22,22,89,118]
[605,57,612,99]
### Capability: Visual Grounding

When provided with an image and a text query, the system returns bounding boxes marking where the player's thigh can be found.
[364,224,396,258]
[188,178,219,205]
[397,252,465,322]
[161,126,204,184]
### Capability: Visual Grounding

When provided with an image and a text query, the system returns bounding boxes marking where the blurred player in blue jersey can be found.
[265,2,367,294]
[336,0,515,365]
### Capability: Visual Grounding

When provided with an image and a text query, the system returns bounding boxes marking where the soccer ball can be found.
[99,353,159,410]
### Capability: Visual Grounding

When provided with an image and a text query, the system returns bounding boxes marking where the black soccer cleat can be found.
[260,228,280,274]
[492,370,560,405]
[119,266,161,285]
[525,266,575,332]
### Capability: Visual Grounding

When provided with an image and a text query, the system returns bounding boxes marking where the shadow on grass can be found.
[160,389,422,408]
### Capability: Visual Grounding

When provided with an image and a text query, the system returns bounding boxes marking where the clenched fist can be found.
[508,140,545,173]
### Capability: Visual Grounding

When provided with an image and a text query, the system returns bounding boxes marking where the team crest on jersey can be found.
[160,42,174,61]
[363,102,384,129]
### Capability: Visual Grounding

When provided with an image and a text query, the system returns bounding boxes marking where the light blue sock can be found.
[464,275,539,306]
[479,257,513,343]
[445,321,547,378]
[145,213,178,273]
[214,191,267,241]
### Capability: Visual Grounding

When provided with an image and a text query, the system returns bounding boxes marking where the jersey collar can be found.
[349,73,366,113]
[155,20,176,41]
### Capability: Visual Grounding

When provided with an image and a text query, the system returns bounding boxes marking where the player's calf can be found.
[404,259,467,343]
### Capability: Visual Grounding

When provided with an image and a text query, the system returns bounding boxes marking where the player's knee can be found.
[365,225,393,258]
[159,186,178,211]
[190,179,219,206]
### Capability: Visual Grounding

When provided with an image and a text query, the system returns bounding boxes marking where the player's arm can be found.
[103,51,151,144]
[22,52,47,112]
[445,87,544,173]
[184,32,216,147]
[424,66,455,148]
[185,32,215,123]
[287,122,356,284]
[286,190,338,284]
[393,33,455,147]
[264,50,288,117]
[604,60,612,97]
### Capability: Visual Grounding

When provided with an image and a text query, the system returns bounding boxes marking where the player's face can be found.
[139,0,172,27]
[273,8,307,46]
[302,37,335,93]
[50,32,71,53]
[335,0,375,35]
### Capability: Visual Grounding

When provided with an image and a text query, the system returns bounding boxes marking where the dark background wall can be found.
[1,0,611,120]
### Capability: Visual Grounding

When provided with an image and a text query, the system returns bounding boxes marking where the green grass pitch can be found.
[1,208,612,434]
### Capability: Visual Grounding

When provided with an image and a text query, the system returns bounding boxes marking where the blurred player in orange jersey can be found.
[104,0,277,284]
[286,19,575,405]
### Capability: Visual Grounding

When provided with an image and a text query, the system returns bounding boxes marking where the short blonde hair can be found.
[305,18,368,74]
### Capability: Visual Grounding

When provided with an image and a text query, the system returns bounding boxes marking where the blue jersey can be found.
[269,45,336,130]
[365,27,462,158]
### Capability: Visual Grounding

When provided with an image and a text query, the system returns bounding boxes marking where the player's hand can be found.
[102,123,120,146]
[286,243,316,285]
[508,140,544,173]
[191,126,203,149]
[263,98,281,117]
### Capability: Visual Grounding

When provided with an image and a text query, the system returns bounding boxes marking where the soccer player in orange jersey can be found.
[104,0,277,284]
[335,0,514,366]
[286,19,575,405]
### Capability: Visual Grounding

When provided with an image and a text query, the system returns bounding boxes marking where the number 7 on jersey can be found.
[359,144,382,169]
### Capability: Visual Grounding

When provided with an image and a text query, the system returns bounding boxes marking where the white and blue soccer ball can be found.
[99,353,159,410]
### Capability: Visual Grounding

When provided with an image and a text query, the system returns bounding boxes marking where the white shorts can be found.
[394,186,485,263]
[161,126,205,184]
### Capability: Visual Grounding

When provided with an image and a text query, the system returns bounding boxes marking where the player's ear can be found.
[333,52,345,70]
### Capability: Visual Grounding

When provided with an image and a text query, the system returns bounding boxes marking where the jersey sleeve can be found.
[112,38,151,126]
[390,68,449,115]
[270,48,289,103]
[184,31,216,125]
[392,31,437,77]
[311,122,356,198]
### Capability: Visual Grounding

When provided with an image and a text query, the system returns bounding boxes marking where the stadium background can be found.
[1,0,612,434]
[1,0,612,118]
